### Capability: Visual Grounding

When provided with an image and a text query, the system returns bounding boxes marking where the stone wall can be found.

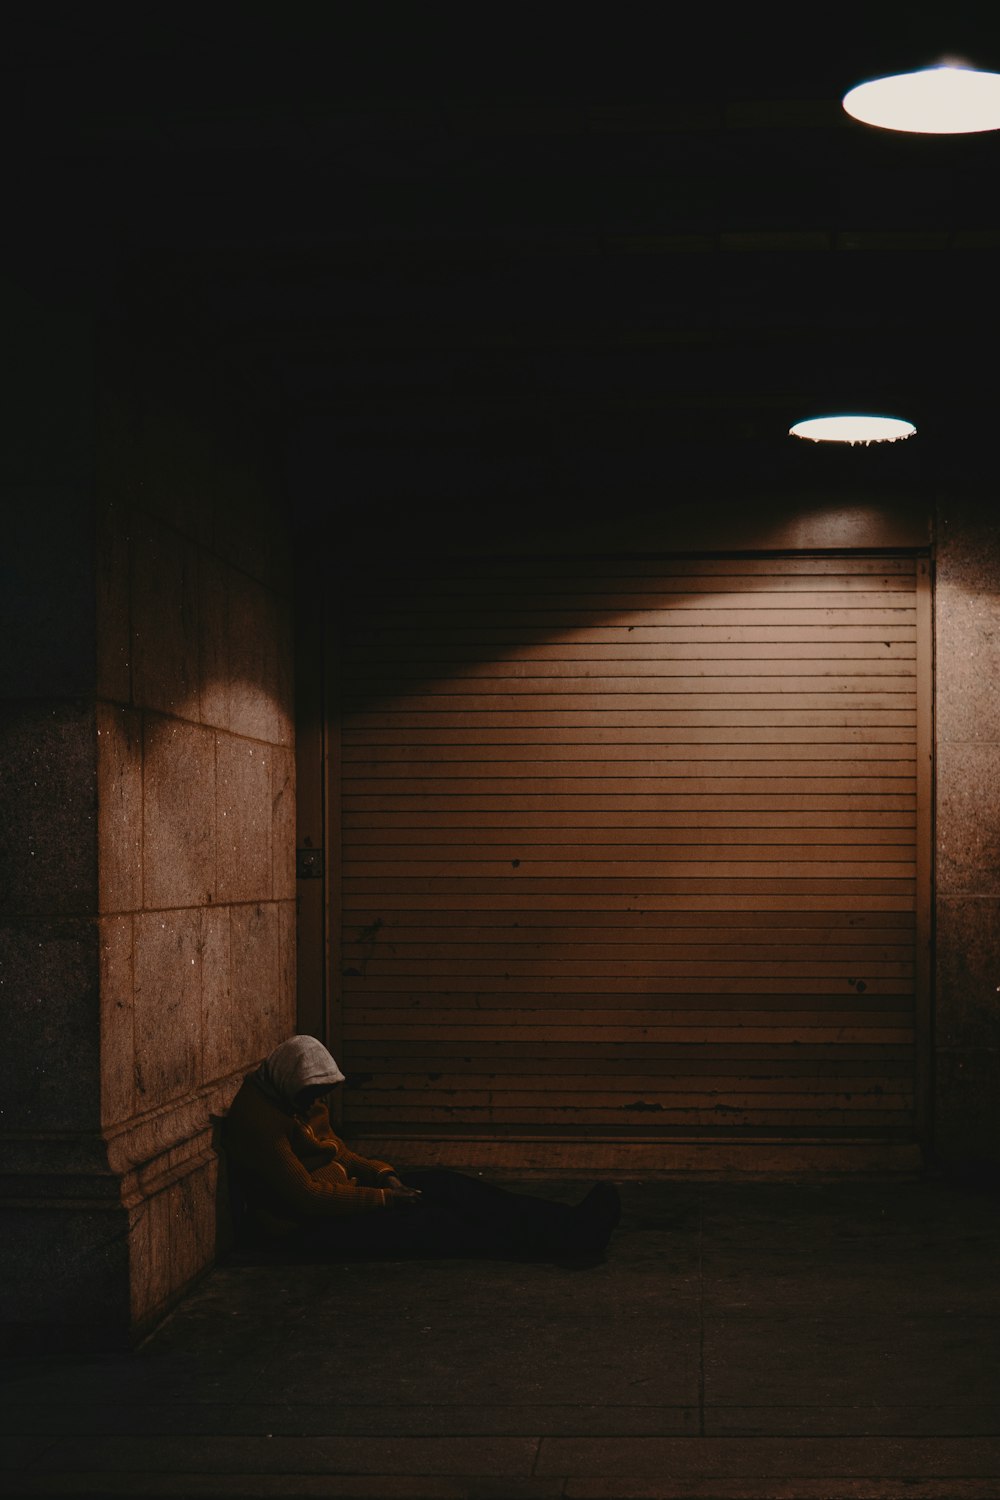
[94,330,296,1337]
[933,495,1000,1171]
[0,274,117,1343]
[0,293,296,1347]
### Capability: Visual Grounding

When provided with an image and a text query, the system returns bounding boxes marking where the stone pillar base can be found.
[1,1073,244,1350]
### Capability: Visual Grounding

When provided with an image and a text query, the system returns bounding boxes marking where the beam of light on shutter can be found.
[334,554,925,1158]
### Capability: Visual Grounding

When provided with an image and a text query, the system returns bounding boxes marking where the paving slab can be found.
[30,1434,541,1477]
[2,1179,999,1500]
[566,1483,1000,1499]
[537,1434,1000,1478]
[0,1400,697,1438]
[6,1481,563,1499]
[702,1312,1000,1409]
[705,1404,1000,1438]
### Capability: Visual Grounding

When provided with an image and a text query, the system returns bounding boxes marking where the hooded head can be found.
[251,1035,346,1114]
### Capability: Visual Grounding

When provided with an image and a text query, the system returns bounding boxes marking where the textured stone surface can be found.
[934,502,1000,1168]
[936,499,1000,598]
[196,549,232,732]
[703,1313,1000,1407]
[128,1154,219,1337]
[231,903,281,1059]
[2,327,296,1354]
[200,907,234,1083]
[935,898,1000,1049]
[95,494,132,705]
[142,716,216,909]
[0,701,98,919]
[935,587,1000,744]
[133,910,202,1110]
[932,1049,1000,1166]
[0,917,102,1130]
[270,746,296,901]
[5,1182,1000,1491]
[216,738,272,903]
[97,704,143,915]
[131,515,200,720]
[278,899,297,1039]
[0,1202,131,1334]
[226,570,294,746]
[99,914,135,1128]
[934,741,1000,897]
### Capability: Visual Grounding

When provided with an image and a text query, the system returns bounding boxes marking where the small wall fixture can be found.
[789,415,917,446]
[842,63,1000,133]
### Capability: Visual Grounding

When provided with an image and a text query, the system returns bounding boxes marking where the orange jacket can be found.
[224,1076,396,1235]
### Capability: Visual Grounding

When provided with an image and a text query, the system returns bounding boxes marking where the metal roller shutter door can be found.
[334,553,929,1164]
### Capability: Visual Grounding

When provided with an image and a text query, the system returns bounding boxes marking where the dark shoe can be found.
[570,1181,621,1254]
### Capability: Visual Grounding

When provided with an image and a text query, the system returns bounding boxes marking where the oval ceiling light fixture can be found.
[842,62,1000,133]
[789,415,917,446]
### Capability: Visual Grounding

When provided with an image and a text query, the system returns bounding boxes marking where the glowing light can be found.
[843,64,1000,134]
[789,415,916,446]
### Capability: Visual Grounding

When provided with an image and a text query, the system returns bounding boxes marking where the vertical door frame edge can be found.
[324,586,344,1082]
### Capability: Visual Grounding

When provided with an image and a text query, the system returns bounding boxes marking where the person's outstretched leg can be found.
[400,1169,620,1260]
[297,1170,621,1262]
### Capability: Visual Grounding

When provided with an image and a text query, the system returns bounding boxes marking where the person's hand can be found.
[383,1185,422,1208]
[382,1174,421,1194]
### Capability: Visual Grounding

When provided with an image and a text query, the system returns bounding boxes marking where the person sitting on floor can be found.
[223,1034,621,1262]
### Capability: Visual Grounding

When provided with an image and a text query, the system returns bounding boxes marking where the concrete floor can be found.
[3,1175,1000,1499]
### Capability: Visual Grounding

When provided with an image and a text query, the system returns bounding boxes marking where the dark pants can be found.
[299,1169,583,1261]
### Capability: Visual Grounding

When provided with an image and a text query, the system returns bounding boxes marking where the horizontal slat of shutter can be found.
[336,555,921,1148]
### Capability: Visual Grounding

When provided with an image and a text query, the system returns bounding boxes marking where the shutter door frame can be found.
[331,550,932,1177]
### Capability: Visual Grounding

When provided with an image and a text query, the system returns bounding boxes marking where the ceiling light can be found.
[842,63,1000,133]
[789,415,917,446]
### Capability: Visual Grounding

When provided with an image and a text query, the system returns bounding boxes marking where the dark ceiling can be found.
[8,4,1000,541]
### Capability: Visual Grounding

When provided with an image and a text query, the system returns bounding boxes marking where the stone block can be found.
[231,903,281,1061]
[197,548,232,731]
[935,741,1000,896]
[935,897,1000,1050]
[200,906,237,1084]
[0,701,98,919]
[142,715,216,909]
[936,498,1000,598]
[95,495,132,704]
[226,570,294,747]
[0,917,101,1131]
[933,1048,1000,1168]
[96,703,142,914]
[99,914,135,1129]
[934,587,1000,744]
[0,1200,131,1341]
[131,514,200,719]
[127,1155,218,1338]
[133,910,201,1110]
[278,898,297,1038]
[271,745,296,900]
[216,736,272,903]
